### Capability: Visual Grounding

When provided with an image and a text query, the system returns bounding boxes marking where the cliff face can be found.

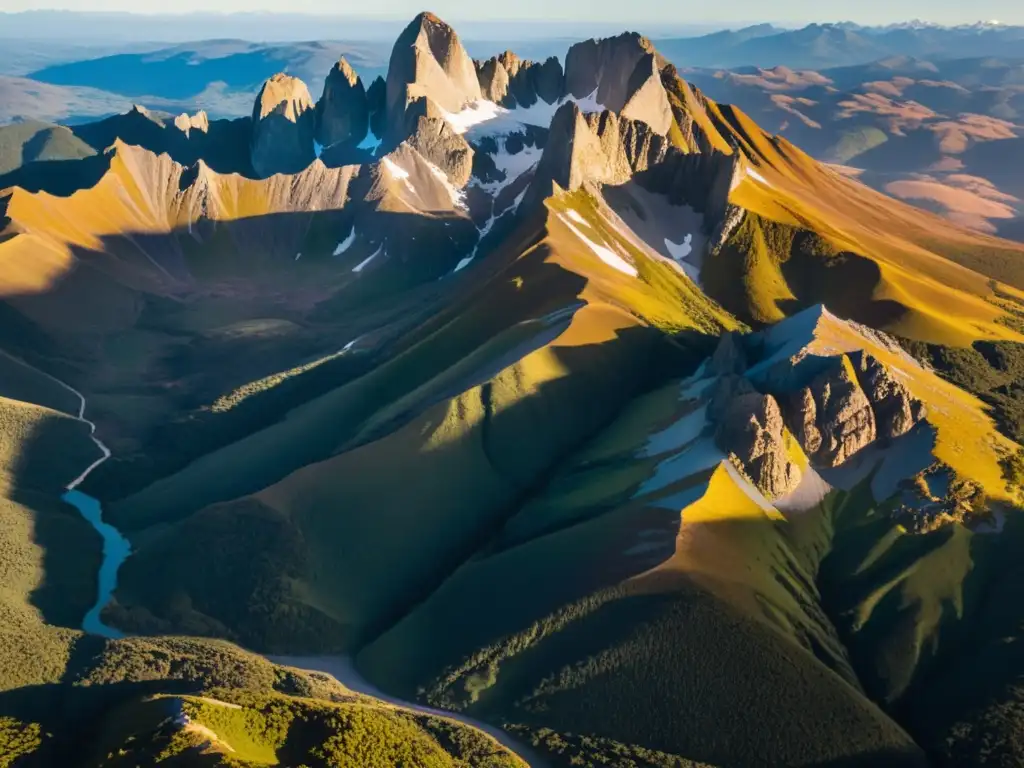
[250,73,316,178]
[384,12,482,143]
[315,57,370,151]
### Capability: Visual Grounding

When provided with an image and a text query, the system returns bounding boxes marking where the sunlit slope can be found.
[356,307,1024,766]
[108,191,738,652]
[658,76,1024,345]
[357,360,926,767]
[88,690,527,768]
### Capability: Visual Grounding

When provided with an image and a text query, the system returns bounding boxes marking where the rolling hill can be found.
[3,11,1024,768]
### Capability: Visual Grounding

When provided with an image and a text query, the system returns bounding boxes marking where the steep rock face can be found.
[250,73,316,178]
[385,12,481,143]
[173,111,209,138]
[524,102,673,207]
[785,353,929,467]
[712,376,801,498]
[620,53,673,136]
[708,332,748,376]
[476,57,510,103]
[563,33,670,133]
[850,352,927,440]
[366,76,387,141]
[788,357,876,467]
[477,51,564,109]
[406,115,474,186]
[315,57,369,150]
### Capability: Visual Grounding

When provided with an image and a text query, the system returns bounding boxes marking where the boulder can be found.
[315,57,369,150]
[250,73,316,178]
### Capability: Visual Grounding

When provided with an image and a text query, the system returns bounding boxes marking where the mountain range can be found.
[2,10,1024,768]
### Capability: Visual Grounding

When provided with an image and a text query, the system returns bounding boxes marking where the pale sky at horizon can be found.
[1,0,1021,26]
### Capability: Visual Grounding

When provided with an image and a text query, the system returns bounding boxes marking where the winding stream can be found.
[51,377,546,766]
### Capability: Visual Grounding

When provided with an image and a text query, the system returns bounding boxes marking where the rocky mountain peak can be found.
[173,111,209,137]
[250,73,316,178]
[315,56,369,151]
[385,11,481,144]
[523,101,674,208]
[563,32,670,133]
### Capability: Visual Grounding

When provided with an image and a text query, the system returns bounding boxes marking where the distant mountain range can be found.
[681,56,1024,240]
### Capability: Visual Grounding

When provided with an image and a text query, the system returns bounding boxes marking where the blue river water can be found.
[63,489,131,638]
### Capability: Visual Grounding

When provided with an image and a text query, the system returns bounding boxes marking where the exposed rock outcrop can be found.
[850,352,926,440]
[315,57,369,151]
[406,115,474,186]
[476,57,510,103]
[708,332,748,376]
[784,352,927,468]
[367,76,387,141]
[385,12,481,143]
[250,73,316,178]
[523,102,674,208]
[787,357,876,467]
[173,111,209,138]
[620,53,673,136]
[712,377,801,498]
[563,33,670,134]
[476,51,564,109]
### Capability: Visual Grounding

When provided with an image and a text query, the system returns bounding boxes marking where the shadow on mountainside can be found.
[0,202,496,502]
[104,304,710,655]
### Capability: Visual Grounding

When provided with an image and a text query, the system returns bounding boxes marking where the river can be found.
[52,377,547,766]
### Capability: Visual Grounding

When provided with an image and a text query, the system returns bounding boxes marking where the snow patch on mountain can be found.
[475,138,543,195]
[353,244,383,273]
[334,226,357,255]
[442,89,606,140]
[559,213,638,277]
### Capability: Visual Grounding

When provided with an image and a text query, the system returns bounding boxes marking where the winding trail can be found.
[50,371,548,766]
[269,655,549,767]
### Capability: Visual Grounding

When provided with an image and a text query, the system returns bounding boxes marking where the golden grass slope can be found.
[664,86,1024,346]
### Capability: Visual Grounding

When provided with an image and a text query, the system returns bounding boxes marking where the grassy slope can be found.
[358,368,925,768]
[89,689,525,767]
[690,100,1024,346]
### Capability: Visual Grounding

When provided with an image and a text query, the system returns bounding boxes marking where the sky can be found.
[0,0,1020,26]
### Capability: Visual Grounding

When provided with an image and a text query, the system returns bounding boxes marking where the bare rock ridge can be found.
[250,73,316,178]
[705,332,928,497]
[384,12,481,143]
[522,102,675,208]
[315,57,369,151]
[474,50,564,109]
[786,353,926,468]
[406,115,474,186]
[564,33,670,126]
[710,373,802,499]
